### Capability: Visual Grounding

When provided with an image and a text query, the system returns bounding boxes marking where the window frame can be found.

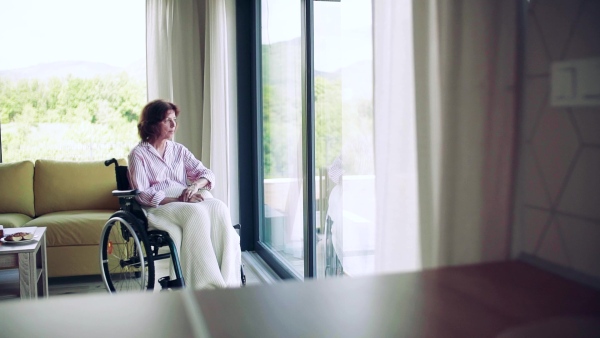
[235,0,318,280]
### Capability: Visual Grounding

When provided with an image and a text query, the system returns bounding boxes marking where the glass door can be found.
[313,0,374,278]
[257,0,374,279]
[260,0,305,277]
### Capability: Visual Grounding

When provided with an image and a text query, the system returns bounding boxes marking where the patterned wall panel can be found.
[573,108,600,144]
[514,0,600,280]
[522,77,549,141]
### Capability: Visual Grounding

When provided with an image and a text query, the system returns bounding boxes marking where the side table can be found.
[0,227,48,300]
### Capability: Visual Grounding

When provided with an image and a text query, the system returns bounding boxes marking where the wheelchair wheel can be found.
[100,211,155,292]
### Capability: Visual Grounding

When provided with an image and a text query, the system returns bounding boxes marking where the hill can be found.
[0,59,146,81]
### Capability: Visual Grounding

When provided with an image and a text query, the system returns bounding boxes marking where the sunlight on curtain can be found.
[372,0,421,273]
[202,0,237,211]
[146,0,239,220]
[373,0,517,272]
[146,0,204,158]
[414,0,517,268]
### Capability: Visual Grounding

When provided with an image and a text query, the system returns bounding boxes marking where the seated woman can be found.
[128,99,241,289]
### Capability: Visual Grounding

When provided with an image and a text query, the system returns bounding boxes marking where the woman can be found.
[128,99,241,289]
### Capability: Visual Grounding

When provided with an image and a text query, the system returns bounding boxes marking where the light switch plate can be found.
[551,58,600,107]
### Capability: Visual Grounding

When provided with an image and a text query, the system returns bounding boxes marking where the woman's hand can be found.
[179,187,205,203]
[179,178,210,202]
[189,193,205,203]
[180,184,199,202]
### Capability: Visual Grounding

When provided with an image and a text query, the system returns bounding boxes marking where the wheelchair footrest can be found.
[158,276,184,290]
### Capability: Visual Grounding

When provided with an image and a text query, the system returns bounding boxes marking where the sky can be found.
[0,0,145,71]
[0,0,371,73]
[262,0,372,72]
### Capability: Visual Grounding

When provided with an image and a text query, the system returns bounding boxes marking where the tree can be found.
[0,74,146,163]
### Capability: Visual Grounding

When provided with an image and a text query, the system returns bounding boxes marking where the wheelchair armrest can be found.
[112,189,140,197]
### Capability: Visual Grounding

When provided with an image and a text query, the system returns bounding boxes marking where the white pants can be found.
[145,188,241,289]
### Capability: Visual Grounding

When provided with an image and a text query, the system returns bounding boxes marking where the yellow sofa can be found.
[0,159,125,278]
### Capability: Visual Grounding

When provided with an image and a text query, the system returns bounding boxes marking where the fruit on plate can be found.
[4,232,33,241]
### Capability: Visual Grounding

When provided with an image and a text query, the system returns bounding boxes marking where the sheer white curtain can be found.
[146,0,239,222]
[373,0,517,272]
[372,0,421,273]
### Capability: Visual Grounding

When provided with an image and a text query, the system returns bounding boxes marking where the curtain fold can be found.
[373,0,517,272]
[146,0,239,222]
[202,0,234,209]
[147,0,204,157]
[372,0,421,273]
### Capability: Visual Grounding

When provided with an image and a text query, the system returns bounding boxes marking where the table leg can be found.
[40,235,48,298]
[18,252,37,299]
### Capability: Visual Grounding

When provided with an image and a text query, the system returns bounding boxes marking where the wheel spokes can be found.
[106,225,148,291]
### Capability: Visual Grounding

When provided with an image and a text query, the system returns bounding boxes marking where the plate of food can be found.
[1,232,35,245]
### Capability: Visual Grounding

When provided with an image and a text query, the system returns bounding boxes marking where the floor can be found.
[48,251,273,297]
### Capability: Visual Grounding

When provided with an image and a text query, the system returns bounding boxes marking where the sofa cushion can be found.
[0,213,33,228]
[0,161,35,217]
[34,159,124,216]
[47,246,103,278]
[26,210,116,247]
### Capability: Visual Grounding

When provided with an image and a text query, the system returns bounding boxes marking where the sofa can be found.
[0,159,125,278]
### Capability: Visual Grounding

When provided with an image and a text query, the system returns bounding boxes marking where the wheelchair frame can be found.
[99,158,245,293]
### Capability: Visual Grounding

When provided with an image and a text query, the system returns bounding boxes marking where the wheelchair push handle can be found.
[105,158,132,191]
[105,158,119,167]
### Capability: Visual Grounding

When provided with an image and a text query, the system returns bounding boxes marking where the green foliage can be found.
[0,74,146,163]
[262,74,374,179]
[315,76,342,172]
[262,82,301,179]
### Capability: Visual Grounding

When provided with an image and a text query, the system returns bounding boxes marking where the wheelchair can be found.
[99,158,246,293]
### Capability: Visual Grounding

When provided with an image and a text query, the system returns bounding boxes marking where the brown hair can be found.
[137,99,180,141]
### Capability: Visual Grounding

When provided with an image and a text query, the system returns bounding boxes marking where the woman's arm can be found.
[128,148,168,207]
[188,178,209,190]
[182,146,215,190]
[159,197,180,205]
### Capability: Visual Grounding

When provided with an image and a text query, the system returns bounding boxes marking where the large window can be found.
[257,0,374,279]
[260,0,305,277]
[0,0,146,163]
[313,0,374,277]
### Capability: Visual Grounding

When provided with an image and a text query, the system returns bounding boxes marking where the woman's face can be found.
[157,110,177,141]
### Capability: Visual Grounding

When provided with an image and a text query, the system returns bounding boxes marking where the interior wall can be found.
[512,0,600,280]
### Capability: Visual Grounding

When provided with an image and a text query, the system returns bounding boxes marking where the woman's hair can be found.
[137,99,180,141]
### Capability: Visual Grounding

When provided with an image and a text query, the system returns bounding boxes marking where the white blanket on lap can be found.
[145,187,241,289]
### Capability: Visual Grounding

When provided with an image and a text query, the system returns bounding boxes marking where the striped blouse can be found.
[128,141,215,207]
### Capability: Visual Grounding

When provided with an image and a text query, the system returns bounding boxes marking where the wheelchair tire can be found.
[100,211,155,292]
